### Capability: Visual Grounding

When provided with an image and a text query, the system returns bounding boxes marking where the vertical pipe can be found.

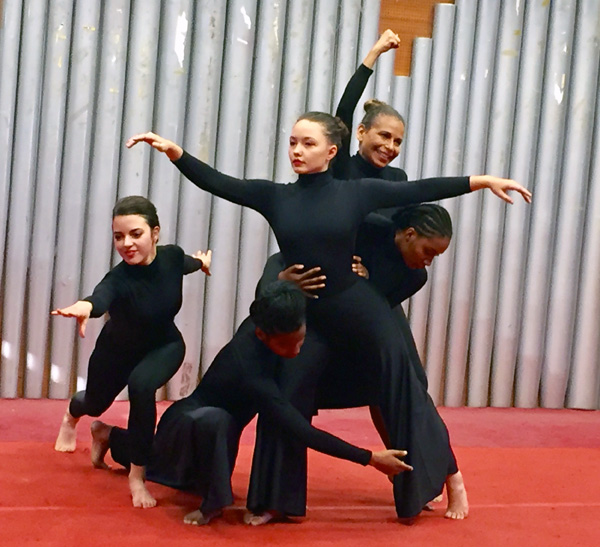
[422,0,477,404]
[542,0,599,408]
[48,1,102,399]
[491,0,550,407]
[199,0,257,369]
[177,0,227,383]
[408,3,455,373]
[234,0,287,334]
[444,1,501,407]
[390,75,411,170]
[467,0,525,407]
[307,0,338,112]
[567,67,600,409]
[117,0,161,198]
[515,0,575,408]
[401,37,432,181]
[1,0,48,397]
[24,0,74,398]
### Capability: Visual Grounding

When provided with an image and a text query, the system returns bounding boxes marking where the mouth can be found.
[292,160,303,167]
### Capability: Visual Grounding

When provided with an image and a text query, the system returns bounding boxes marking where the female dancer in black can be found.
[52,196,211,508]
[333,28,407,188]
[90,281,412,526]
[126,114,530,517]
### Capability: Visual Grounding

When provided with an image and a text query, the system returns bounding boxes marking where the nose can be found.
[124,235,134,247]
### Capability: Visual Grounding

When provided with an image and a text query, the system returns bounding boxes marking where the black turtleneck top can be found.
[172,151,469,296]
[83,245,202,348]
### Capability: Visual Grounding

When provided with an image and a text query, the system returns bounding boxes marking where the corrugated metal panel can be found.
[0,0,598,410]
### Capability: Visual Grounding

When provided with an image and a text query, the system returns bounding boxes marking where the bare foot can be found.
[90,421,112,469]
[445,470,469,519]
[54,409,79,452]
[129,464,156,508]
[243,509,282,526]
[184,509,222,525]
[432,494,443,503]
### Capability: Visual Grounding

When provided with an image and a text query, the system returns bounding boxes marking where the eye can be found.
[131,230,144,239]
[114,234,123,241]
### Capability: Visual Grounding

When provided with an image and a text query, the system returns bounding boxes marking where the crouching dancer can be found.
[91,280,412,525]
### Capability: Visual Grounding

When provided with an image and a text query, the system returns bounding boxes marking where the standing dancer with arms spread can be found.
[126,112,530,520]
[52,196,211,508]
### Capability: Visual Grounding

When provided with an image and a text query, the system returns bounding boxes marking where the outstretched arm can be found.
[126,132,275,212]
[363,175,532,212]
[251,376,412,475]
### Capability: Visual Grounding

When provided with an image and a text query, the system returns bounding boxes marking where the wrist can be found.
[166,145,184,162]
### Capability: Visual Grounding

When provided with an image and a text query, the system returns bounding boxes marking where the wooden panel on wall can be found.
[379,0,455,76]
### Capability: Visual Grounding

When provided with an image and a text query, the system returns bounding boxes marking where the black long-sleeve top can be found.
[188,319,371,466]
[334,63,408,183]
[173,151,469,297]
[83,245,202,348]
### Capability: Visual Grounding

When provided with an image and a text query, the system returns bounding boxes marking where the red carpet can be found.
[1,400,599,546]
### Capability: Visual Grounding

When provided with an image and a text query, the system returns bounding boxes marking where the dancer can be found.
[52,195,211,508]
[126,113,530,521]
[333,29,407,187]
[90,281,412,525]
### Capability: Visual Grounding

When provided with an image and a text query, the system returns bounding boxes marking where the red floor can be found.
[1,400,599,546]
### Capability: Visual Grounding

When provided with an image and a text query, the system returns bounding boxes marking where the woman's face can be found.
[112,214,159,266]
[288,119,338,174]
[357,114,405,168]
[395,228,450,269]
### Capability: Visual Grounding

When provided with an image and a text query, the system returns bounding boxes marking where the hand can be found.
[51,300,93,338]
[125,132,184,161]
[193,249,212,276]
[352,255,369,279]
[363,29,401,68]
[469,175,532,204]
[278,264,326,298]
[369,449,413,476]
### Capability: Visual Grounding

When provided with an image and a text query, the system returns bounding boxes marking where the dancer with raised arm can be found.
[52,196,211,508]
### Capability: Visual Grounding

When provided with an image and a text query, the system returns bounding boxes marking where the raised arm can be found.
[126,132,275,212]
[335,30,401,128]
[334,30,401,175]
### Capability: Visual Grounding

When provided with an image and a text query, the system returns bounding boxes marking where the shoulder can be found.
[382,166,408,181]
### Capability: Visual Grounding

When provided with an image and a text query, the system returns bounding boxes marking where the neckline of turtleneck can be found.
[296,170,333,186]
[353,153,385,177]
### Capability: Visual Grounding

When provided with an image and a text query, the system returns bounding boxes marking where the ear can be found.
[404,227,417,241]
[326,144,338,162]
[356,124,366,142]
[255,327,268,345]
[152,225,160,243]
